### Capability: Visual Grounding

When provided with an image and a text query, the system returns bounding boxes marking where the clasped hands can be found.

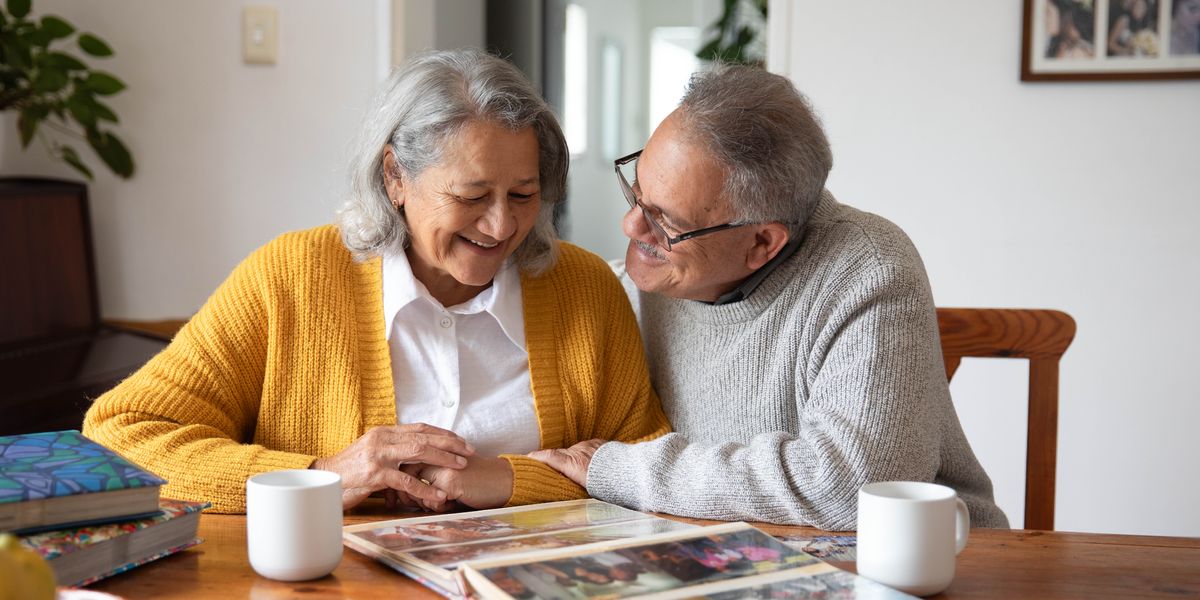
[311,423,510,512]
[311,423,608,513]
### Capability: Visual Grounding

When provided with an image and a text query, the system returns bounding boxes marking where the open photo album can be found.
[342,499,915,599]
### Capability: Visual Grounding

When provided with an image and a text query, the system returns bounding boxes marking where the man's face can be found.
[622,110,759,302]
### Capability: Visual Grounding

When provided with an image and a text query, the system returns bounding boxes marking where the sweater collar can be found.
[712,235,804,305]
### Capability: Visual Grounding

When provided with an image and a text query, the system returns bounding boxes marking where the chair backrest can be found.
[936,307,1076,531]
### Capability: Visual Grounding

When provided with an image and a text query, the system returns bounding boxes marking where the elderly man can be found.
[530,64,1008,530]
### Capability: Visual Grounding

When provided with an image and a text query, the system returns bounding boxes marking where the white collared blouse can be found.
[381,250,540,457]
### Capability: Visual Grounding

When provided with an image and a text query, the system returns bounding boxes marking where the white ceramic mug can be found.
[857,481,970,596]
[246,469,343,581]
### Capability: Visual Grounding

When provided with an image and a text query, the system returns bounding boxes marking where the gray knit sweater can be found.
[588,192,1009,530]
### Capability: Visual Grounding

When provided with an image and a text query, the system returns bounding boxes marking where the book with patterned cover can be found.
[0,430,166,534]
[19,498,208,587]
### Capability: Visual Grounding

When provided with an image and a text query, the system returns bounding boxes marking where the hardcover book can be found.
[0,430,166,534]
[19,498,208,587]
[343,499,914,599]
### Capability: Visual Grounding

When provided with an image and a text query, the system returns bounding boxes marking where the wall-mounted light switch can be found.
[243,6,278,65]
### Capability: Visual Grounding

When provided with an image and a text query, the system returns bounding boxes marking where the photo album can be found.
[342,499,914,599]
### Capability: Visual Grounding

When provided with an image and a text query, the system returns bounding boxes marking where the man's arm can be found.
[538,263,947,530]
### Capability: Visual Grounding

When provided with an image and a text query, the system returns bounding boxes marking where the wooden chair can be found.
[936,308,1076,531]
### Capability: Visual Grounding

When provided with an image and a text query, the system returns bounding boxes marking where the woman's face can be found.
[1045,1,1061,36]
[385,120,542,305]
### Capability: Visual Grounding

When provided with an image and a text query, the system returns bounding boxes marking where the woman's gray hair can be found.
[338,48,567,274]
[678,63,832,237]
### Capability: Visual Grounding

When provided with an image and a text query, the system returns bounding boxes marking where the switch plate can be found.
[242,6,278,65]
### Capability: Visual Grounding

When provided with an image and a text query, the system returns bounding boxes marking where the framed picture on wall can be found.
[1021,0,1200,80]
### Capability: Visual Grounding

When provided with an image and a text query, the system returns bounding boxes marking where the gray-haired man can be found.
[530,64,1008,530]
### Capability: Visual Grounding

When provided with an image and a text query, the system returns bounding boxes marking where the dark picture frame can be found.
[1021,0,1200,81]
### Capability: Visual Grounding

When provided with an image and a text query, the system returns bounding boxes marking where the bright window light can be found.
[564,4,588,155]
[649,27,700,134]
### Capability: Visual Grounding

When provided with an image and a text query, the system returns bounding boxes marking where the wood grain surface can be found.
[89,503,1200,599]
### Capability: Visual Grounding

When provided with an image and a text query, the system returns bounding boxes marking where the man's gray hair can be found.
[338,48,567,274]
[678,63,832,237]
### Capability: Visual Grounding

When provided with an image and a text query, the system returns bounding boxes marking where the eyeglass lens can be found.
[618,159,672,250]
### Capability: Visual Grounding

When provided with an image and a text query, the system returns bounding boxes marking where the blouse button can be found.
[439,316,452,328]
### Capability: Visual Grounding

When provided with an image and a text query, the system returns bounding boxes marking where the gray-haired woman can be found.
[84,49,670,514]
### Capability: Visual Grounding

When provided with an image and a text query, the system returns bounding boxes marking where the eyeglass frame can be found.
[614,149,750,251]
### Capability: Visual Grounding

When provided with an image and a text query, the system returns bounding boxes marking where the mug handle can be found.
[954,497,971,554]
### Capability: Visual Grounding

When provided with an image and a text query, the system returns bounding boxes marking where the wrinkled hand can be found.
[310,424,475,510]
[528,439,605,488]
[414,456,514,510]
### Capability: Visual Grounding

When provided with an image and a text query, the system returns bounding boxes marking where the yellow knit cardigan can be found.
[82,226,670,513]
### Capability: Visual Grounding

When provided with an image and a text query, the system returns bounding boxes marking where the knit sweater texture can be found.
[589,192,1009,530]
[82,226,669,513]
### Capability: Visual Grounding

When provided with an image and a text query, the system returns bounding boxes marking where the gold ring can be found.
[419,478,432,485]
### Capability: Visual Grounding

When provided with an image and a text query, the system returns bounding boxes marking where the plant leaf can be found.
[43,51,87,70]
[696,38,724,61]
[87,129,135,178]
[17,107,37,147]
[87,96,118,122]
[77,33,113,57]
[84,71,125,95]
[66,93,96,128]
[40,15,75,39]
[7,0,31,19]
[32,66,68,92]
[736,26,755,46]
[60,144,93,180]
[2,38,32,69]
[23,26,51,48]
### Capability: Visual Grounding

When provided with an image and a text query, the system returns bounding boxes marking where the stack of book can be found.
[344,498,915,599]
[0,430,207,587]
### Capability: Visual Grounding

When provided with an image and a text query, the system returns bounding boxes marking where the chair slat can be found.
[937,307,1076,531]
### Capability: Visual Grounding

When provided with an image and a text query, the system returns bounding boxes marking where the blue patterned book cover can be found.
[0,430,165,504]
[0,430,167,533]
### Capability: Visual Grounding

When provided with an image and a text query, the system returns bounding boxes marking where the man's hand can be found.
[528,439,606,488]
[310,423,475,510]
[415,455,514,510]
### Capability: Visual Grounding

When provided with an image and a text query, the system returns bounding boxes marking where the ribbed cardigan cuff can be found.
[198,450,319,513]
[501,455,586,506]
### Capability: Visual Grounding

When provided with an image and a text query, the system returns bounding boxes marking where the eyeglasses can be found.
[614,149,748,251]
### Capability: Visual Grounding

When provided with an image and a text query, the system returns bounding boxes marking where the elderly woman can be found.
[82,49,669,513]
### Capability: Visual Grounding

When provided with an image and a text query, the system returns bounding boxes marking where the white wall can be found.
[394,0,484,62]
[784,1,1200,536]
[0,1,386,319]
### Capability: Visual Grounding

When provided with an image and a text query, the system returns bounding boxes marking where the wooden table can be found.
[91,504,1200,599]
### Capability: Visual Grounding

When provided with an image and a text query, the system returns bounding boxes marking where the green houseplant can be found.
[0,0,134,179]
[697,0,767,67]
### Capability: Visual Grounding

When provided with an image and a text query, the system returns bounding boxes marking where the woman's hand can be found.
[528,439,605,488]
[310,423,475,510]
[414,456,514,510]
